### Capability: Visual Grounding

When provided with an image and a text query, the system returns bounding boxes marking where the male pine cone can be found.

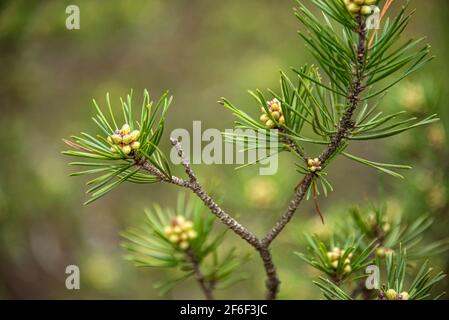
[107,123,141,155]
[344,0,378,15]
[260,98,285,129]
[164,215,198,250]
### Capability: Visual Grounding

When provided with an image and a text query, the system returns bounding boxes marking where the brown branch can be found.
[139,161,259,247]
[139,14,368,300]
[258,247,280,300]
[140,140,283,299]
[279,130,308,160]
[168,138,284,299]
[185,248,214,300]
[262,14,368,246]
[262,174,313,247]
[167,138,261,248]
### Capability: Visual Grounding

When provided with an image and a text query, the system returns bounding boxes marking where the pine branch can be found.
[136,17,369,295]
[258,247,280,300]
[138,138,283,299]
[185,248,215,300]
[63,1,439,301]
[263,14,368,246]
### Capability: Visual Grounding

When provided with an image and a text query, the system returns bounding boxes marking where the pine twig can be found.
[139,139,283,299]
[263,14,368,246]
[185,248,215,300]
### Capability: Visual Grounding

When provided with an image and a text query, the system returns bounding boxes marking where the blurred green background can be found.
[0,0,448,299]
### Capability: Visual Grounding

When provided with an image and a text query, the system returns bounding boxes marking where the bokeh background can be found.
[0,0,448,299]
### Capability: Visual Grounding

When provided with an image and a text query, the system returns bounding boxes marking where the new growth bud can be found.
[107,123,141,156]
[307,158,322,173]
[398,292,410,300]
[260,98,285,129]
[385,289,398,300]
[376,247,393,258]
[343,0,377,16]
[381,289,411,301]
[327,247,352,274]
[164,215,197,250]
[121,124,131,135]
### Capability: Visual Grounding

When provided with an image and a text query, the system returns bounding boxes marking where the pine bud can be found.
[367,213,376,226]
[365,0,377,5]
[177,215,186,224]
[265,120,275,129]
[121,124,131,135]
[332,247,341,254]
[122,134,132,145]
[331,260,339,269]
[183,221,193,230]
[376,247,385,257]
[169,234,179,243]
[270,102,281,112]
[271,111,280,120]
[354,0,365,5]
[279,116,285,125]
[172,226,182,234]
[344,258,351,265]
[267,98,282,112]
[180,233,188,240]
[121,145,132,155]
[179,241,189,250]
[111,134,123,144]
[164,226,172,236]
[331,252,340,261]
[347,3,360,13]
[361,5,373,15]
[385,289,398,300]
[130,130,140,141]
[308,158,322,172]
[399,292,410,300]
[131,141,140,150]
[343,265,352,273]
[187,230,197,240]
[260,114,270,122]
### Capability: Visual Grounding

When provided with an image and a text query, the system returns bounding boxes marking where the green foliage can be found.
[63,90,172,204]
[295,234,376,281]
[349,204,449,259]
[221,0,438,181]
[379,249,446,300]
[59,0,446,300]
[121,193,249,296]
[297,202,448,300]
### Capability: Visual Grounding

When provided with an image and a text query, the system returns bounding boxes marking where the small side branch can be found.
[262,174,313,246]
[262,14,368,247]
[169,138,261,249]
[139,16,368,300]
[141,139,282,299]
[185,248,214,300]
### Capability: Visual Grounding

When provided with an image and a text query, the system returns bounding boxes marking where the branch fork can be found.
[138,15,368,300]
